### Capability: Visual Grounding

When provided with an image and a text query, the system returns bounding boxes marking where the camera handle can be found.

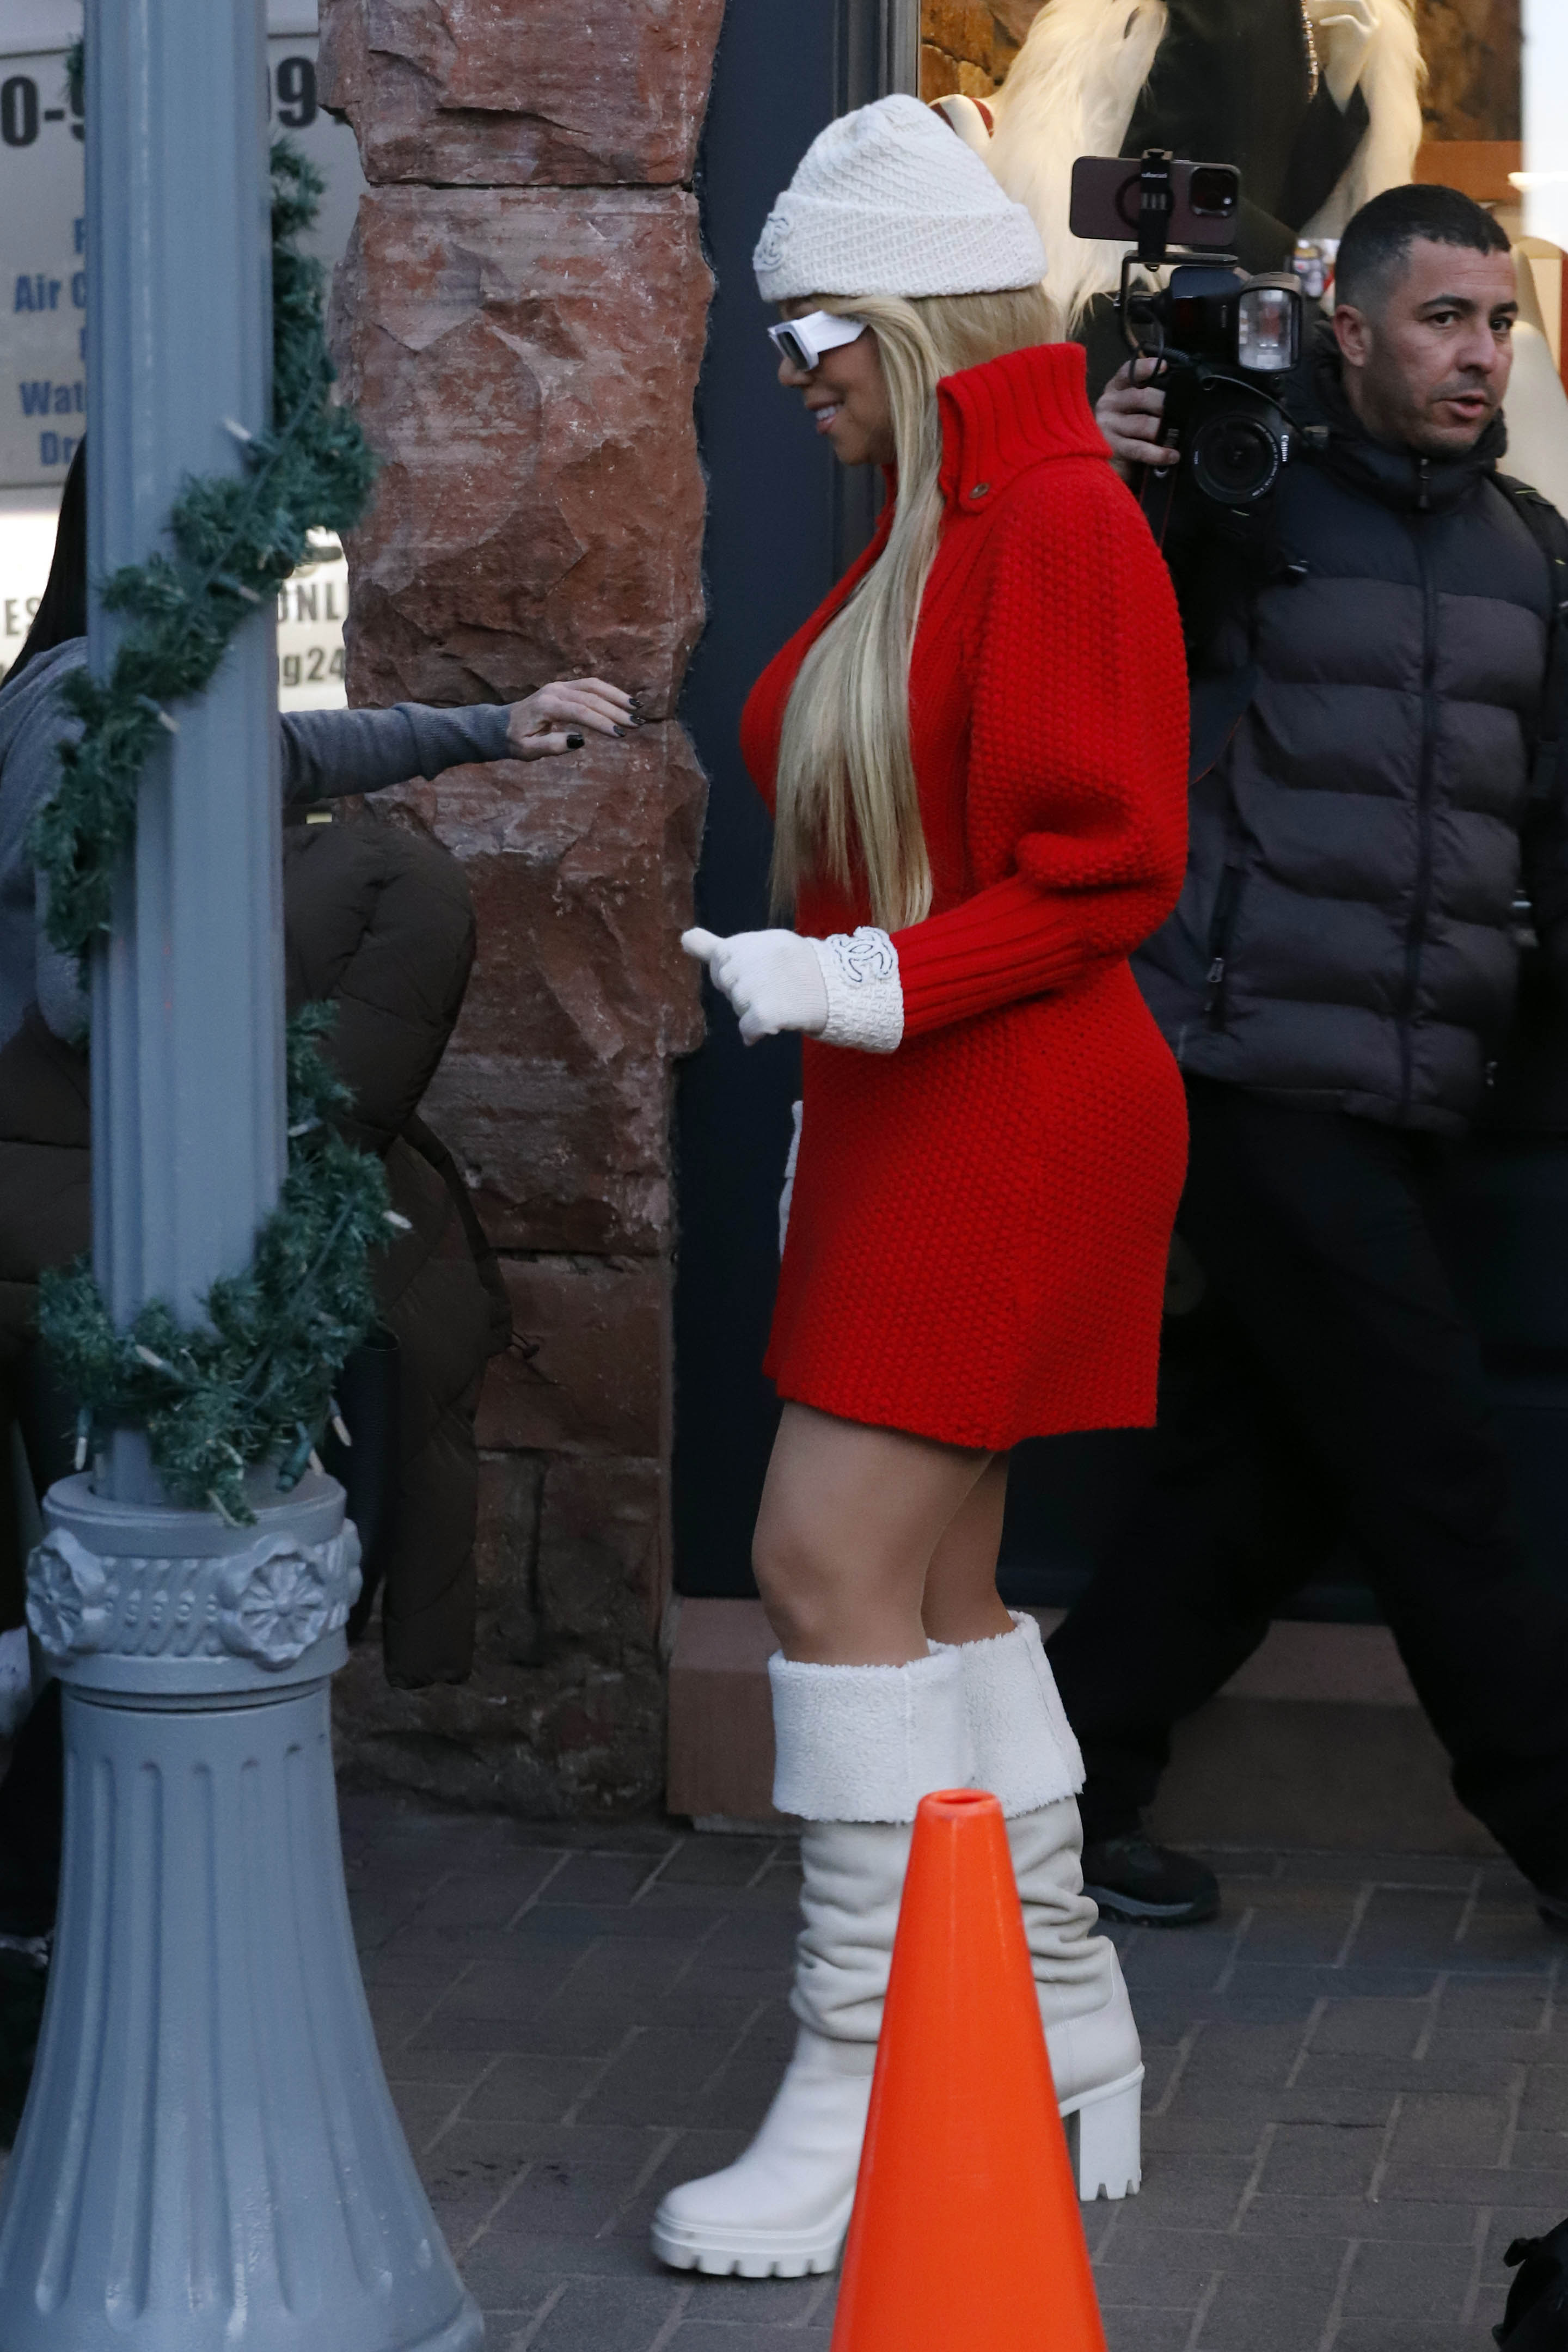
[1108,295,1181,543]
[1136,447,1180,548]
[1117,242,1241,546]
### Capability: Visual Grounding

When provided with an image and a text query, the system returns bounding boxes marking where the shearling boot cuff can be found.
[769,1646,974,1822]
[958,1609,1085,1816]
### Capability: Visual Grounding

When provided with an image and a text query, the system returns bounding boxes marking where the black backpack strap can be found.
[1497,472,1568,805]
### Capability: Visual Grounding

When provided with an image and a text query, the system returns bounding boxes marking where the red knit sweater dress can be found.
[743,341,1191,1450]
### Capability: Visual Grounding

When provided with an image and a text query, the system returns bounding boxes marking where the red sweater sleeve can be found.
[892,463,1189,1041]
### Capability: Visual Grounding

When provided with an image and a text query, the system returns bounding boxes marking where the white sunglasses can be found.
[768,310,868,372]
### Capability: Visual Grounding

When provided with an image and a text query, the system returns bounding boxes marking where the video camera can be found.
[1069,151,1305,523]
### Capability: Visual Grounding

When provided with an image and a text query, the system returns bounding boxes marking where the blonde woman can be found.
[654,97,1190,2279]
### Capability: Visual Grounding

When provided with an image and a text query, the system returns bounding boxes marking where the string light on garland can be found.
[34,131,389,1525]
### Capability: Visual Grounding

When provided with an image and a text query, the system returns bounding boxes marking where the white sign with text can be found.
[0,7,364,706]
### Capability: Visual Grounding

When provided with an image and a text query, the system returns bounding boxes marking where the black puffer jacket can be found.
[1136,346,1568,1134]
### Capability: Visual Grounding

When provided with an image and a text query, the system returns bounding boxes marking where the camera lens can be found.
[1189,165,1239,218]
[1190,413,1283,505]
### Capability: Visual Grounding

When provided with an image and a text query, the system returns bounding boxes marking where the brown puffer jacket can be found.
[0,802,507,1686]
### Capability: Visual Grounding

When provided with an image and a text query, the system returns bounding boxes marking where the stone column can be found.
[319,0,722,1810]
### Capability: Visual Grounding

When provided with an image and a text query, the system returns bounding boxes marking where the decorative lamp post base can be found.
[0,1473,482,2351]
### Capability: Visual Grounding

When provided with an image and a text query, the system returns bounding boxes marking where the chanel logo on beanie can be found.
[754,208,792,275]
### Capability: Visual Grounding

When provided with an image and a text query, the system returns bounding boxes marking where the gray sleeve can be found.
[7,648,92,1043]
[35,873,88,1046]
[279,700,514,804]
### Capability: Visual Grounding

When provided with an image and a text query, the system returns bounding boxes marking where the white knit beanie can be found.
[753,94,1047,304]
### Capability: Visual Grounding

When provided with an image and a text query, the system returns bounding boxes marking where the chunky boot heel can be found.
[1063,2066,1144,2201]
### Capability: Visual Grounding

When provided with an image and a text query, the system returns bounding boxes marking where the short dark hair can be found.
[1335,183,1511,312]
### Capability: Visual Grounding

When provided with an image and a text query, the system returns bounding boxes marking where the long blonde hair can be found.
[771,284,1059,933]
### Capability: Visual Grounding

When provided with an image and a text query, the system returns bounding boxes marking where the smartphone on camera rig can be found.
[1069,151,1304,538]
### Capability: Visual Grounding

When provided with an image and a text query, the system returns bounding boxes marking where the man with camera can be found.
[1046,182,1568,1928]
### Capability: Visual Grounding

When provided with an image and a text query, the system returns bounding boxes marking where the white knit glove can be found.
[683,924,905,1052]
[1305,0,1379,110]
[683,927,829,1045]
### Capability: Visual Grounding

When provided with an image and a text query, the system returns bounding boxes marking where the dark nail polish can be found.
[566,731,584,749]
[612,725,627,739]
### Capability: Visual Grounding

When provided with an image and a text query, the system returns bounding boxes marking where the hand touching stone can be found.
[505,678,637,760]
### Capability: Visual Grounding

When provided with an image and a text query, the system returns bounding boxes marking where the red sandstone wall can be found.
[320,0,721,1813]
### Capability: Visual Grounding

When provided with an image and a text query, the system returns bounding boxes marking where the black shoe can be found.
[1496,2216,1568,2345]
[1081,1834,1220,1927]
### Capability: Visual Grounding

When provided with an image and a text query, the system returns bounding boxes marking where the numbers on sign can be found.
[279,647,345,693]
[275,57,317,130]
[1,76,39,148]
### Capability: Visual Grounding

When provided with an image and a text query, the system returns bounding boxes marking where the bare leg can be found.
[654,1430,1143,2274]
[922,1455,1013,1647]
[753,1402,995,1664]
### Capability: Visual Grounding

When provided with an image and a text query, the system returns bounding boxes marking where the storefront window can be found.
[916,3,1565,387]
[0,3,362,702]
[1522,0,1568,256]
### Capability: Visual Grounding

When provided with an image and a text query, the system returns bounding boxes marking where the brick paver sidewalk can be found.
[342,1792,1568,2351]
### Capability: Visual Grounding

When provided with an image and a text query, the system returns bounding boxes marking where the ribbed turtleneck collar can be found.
[936,341,1108,515]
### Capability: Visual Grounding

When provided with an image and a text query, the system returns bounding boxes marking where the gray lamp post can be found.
[0,3,482,2345]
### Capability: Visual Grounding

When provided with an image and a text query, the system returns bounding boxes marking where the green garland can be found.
[40,1011,392,1522]
[33,142,376,960]
[33,139,390,1524]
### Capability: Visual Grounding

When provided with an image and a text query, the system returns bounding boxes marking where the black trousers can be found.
[1046,1078,1568,1889]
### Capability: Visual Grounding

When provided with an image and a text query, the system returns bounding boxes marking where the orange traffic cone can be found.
[830,1788,1108,2352]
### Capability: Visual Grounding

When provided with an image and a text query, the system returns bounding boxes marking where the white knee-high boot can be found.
[651,1646,973,2279]
[957,1609,1143,2200]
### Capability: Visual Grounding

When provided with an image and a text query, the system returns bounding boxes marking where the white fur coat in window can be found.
[982,0,1424,327]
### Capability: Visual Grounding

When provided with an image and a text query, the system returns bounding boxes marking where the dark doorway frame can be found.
[672,0,913,1600]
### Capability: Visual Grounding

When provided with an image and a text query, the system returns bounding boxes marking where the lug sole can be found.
[652,2066,1145,2276]
[1084,1879,1220,1927]
[1060,2065,1144,2201]
[651,2190,857,2280]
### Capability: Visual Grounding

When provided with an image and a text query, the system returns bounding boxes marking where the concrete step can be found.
[665,1597,1498,1855]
